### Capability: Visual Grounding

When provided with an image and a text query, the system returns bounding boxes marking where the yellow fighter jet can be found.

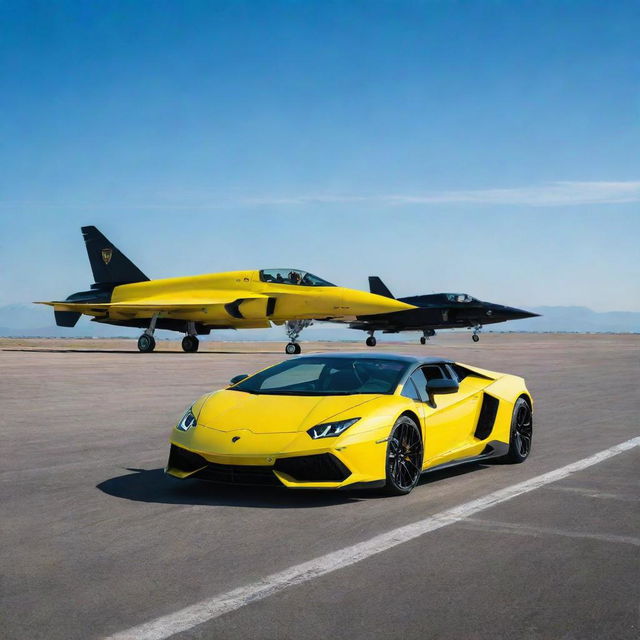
[36,226,415,353]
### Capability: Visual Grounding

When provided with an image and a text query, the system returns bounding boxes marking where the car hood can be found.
[196,390,381,434]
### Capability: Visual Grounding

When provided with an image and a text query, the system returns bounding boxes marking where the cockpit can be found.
[445,293,475,303]
[259,269,336,287]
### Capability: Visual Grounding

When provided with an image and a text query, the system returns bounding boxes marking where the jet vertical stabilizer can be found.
[81,225,149,285]
[368,276,394,299]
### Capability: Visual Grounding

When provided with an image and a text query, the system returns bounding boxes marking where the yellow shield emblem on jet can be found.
[101,248,113,265]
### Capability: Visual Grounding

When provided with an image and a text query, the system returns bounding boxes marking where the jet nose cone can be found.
[501,306,540,320]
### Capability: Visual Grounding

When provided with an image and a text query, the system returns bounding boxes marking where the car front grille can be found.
[167,444,281,486]
[194,463,282,486]
[168,446,351,485]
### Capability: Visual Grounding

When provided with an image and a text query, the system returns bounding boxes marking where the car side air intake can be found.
[474,393,500,440]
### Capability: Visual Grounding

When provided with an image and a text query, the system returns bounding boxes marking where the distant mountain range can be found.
[497,306,640,334]
[0,303,637,339]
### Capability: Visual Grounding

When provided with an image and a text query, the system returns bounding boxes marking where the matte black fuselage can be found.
[351,293,538,333]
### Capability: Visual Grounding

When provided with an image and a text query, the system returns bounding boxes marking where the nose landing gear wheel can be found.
[181,336,199,352]
[472,334,480,342]
[366,336,377,347]
[420,337,426,345]
[137,334,156,353]
[285,342,301,355]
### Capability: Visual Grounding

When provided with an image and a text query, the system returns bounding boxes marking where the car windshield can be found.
[230,357,409,396]
[259,269,335,287]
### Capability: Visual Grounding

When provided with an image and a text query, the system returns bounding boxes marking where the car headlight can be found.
[176,407,197,432]
[307,418,360,439]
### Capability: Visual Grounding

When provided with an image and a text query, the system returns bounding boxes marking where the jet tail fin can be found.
[368,276,394,299]
[81,226,149,286]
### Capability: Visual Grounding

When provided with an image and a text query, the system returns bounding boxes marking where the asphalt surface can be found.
[1,334,638,640]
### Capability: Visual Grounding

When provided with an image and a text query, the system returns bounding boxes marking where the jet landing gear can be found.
[365,331,377,347]
[138,334,155,352]
[182,336,199,352]
[285,320,312,355]
[181,322,199,353]
[471,324,482,343]
[420,329,435,345]
[138,314,159,353]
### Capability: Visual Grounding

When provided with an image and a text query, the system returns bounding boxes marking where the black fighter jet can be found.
[349,277,539,345]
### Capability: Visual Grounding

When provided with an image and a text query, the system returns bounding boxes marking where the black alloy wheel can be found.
[503,397,533,463]
[182,336,199,353]
[137,334,156,353]
[384,416,423,495]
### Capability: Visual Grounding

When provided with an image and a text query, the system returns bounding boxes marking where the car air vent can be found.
[474,393,500,440]
[274,453,351,482]
[167,444,208,472]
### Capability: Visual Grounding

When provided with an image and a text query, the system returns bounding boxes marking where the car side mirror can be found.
[230,374,249,385]
[426,379,459,395]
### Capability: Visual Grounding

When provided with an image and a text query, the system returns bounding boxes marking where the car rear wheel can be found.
[384,416,423,495]
[503,397,533,463]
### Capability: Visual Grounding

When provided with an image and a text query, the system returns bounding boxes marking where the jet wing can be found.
[35,293,270,319]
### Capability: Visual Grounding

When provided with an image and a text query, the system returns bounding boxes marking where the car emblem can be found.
[231,436,241,443]
[101,248,113,265]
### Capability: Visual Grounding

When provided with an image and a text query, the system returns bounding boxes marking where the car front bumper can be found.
[165,436,387,490]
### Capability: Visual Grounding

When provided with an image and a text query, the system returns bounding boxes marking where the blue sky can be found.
[1,0,638,311]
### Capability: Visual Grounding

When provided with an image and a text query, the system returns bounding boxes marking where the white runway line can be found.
[106,436,640,640]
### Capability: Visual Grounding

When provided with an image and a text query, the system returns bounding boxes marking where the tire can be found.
[137,334,156,353]
[472,334,480,342]
[285,343,301,355]
[383,416,424,495]
[366,336,377,347]
[420,336,426,345]
[181,336,199,353]
[503,397,533,463]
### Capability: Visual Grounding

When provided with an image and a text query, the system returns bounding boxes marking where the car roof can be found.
[294,352,453,366]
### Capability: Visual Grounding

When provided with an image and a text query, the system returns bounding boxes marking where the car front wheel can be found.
[384,416,423,495]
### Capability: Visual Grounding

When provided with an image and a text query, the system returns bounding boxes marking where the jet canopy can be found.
[259,269,335,287]
[445,293,476,303]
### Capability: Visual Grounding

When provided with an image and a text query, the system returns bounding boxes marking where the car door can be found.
[419,364,484,467]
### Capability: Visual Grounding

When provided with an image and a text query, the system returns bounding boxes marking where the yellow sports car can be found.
[166,353,533,495]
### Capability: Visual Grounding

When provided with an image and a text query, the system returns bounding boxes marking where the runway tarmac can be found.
[1,334,638,640]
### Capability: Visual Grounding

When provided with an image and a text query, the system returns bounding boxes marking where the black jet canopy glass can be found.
[445,294,476,303]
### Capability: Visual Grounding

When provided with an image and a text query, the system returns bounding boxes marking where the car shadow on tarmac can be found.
[96,462,490,509]
[97,468,363,508]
